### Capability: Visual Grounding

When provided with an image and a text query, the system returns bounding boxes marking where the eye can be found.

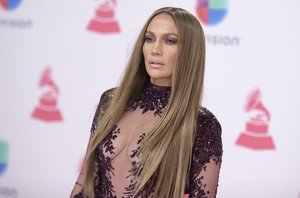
[145,35,154,43]
[165,38,178,45]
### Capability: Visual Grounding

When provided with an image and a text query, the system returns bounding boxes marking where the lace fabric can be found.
[71,82,222,198]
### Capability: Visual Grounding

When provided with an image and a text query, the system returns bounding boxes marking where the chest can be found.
[98,108,162,163]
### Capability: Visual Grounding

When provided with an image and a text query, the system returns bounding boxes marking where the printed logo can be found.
[196,0,228,25]
[0,0,22,11]
[31,67,63,122]
[236,88,275,150]
[87,0,120,34]
[0,186,18,197]
[0,140,9,176]
[0,0,33,29]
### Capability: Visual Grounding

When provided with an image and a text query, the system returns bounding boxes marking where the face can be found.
[143,13,178,86]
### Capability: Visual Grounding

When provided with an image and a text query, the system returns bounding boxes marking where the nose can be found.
[151,42,162,56]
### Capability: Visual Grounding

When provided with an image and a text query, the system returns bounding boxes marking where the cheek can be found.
[142,45,146,57]
[142,44,150,58]
[169,50,177,66]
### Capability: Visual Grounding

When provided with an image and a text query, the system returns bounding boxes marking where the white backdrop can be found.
[1,0,300,197]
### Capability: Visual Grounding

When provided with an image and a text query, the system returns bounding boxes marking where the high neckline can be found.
[129,82,171,116]
[149,81,172,89]
[148,81,171,91]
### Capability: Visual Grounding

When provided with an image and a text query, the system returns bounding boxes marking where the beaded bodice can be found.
[129,83,171,116]
[73,82,222,198]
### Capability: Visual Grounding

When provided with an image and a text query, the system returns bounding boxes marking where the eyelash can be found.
[166,39,177,44]
[145,36,154,43]
[144,36,177,45]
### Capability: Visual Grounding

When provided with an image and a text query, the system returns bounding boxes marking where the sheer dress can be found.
[72,82,223,198]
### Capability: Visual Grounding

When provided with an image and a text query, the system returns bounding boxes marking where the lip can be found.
[149,60,164,68]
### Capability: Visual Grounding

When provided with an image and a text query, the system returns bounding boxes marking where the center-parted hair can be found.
[83,7,206,198]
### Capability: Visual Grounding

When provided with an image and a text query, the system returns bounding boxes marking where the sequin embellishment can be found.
[74,83,222,198]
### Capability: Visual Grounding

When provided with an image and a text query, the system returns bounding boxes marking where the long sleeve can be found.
[188,108,223,198]
[70,88,115,198]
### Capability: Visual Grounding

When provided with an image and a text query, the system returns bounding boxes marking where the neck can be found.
[150,79,172,87]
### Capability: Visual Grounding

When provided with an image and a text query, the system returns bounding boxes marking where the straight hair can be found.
[83,7,206,198]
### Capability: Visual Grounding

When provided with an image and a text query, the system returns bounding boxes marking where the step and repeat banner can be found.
[1,0,300,197]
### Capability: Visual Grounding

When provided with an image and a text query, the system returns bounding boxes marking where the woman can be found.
[71,6,222,198]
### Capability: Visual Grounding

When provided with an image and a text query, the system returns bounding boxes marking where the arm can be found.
[188,108,223,198]
[70,133,93,197]
[70,88,115,198]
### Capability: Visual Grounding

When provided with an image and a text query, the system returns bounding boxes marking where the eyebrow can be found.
[145,31,178,37]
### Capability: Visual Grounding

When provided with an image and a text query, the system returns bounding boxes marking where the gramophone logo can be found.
[31,67,63,122]
[236,88,275,150]
[0,140,9,176]
[196,0,228,25]
[87,0,120,34]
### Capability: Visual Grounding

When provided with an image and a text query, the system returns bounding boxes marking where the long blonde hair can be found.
[83,7,206,198]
